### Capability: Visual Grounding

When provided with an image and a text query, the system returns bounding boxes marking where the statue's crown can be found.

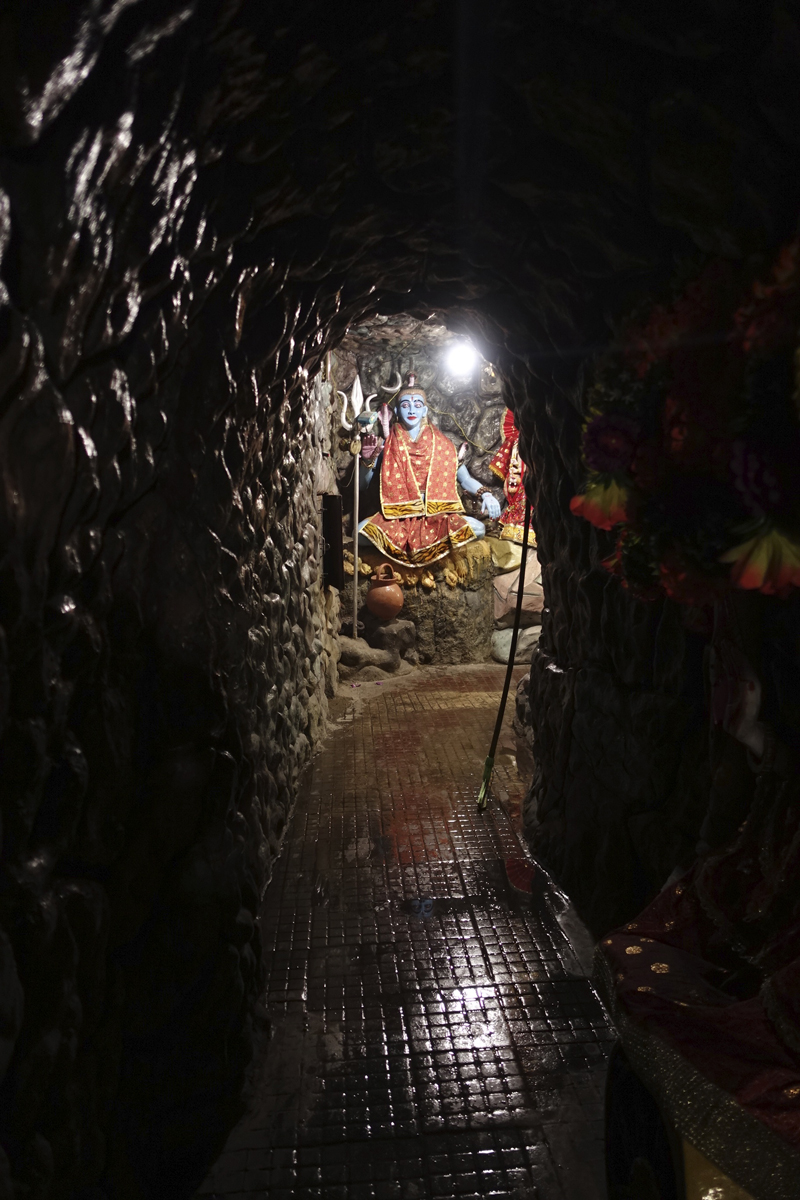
[399,371,426,403]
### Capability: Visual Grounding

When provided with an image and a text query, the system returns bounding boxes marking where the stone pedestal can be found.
[342,540,495,664]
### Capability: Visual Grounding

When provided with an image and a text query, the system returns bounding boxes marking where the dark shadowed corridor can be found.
[199,667,612,1200]
[3,5,800,1198]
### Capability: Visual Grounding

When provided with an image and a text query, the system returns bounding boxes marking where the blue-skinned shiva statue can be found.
[357,373,501,567]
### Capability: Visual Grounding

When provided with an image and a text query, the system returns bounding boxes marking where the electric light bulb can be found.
[445,342,479,376]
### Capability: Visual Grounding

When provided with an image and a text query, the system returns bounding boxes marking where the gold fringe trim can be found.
[426,499,464,515]
[383,500,425,518]
[449,524,476,548]
[594,948,800,1200]
[360,521,476,566]
[500,523,535,546]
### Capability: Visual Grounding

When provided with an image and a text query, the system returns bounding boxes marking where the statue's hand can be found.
[360,434,381,460]
[481,492,501,519]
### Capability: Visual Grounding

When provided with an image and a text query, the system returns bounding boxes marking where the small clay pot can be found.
[365,563,404,620]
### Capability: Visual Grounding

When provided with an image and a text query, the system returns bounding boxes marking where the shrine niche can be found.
[329,316,544,673]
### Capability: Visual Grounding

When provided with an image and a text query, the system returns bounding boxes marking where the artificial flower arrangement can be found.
[570,241,800,604]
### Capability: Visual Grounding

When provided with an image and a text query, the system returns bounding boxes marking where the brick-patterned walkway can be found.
[199,666,613,1200]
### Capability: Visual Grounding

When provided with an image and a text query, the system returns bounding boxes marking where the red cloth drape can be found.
[489,408,530,544]
[361,422,475,566]
[597,755,800,1172]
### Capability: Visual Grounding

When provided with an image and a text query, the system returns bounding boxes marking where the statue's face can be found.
[398,392,427,431]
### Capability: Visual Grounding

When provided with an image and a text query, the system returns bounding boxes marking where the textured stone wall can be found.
[0,227,340,1199]
[1,2,799,1196]
[517,348,718,932]
[0,15,347,1193]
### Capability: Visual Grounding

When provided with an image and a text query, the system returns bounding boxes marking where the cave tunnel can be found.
[2,3,800,1199]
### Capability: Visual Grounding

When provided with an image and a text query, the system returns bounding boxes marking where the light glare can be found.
[446,342,479,376]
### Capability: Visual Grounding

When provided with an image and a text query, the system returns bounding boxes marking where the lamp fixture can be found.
[445,341,479,377]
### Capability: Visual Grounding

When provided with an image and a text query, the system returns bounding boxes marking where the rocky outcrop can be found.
[491,625,541,664]
[492,555,544,629]
[1,1,799,1196]
[337,632,417,682]
[344,542,495,665]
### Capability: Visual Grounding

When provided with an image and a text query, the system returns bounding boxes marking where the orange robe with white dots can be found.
[361,422,476,566]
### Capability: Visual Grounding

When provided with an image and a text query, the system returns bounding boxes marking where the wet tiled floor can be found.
[199,666,614,1199]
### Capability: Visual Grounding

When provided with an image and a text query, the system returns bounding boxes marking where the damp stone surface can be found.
[199,667,613,1200]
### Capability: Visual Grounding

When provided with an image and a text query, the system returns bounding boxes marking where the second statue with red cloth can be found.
[359,373,501,567]
[489,408,532,545]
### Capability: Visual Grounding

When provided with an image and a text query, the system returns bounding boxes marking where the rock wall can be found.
[0,256,340,1198]
[0,26,344,1192]
[518,344,717,932]
[1,1,799,1196]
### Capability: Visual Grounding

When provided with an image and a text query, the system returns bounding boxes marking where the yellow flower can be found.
[720,527,800,595]
[569,479,629,531]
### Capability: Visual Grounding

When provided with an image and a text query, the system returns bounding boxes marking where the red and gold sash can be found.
[379,422,464,519]
[489,408,532,544]
[489,408,525,495]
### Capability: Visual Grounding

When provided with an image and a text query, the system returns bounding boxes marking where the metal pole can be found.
[477,499,532,809]
[352,446,360,639]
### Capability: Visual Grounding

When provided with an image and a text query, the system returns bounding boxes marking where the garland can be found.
[570,241,800,604]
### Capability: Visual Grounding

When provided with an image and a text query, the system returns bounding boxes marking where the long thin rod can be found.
[352,449,360,639]
[477,499,533,809]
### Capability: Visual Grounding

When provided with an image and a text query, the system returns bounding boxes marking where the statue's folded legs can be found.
[358,513,484,549]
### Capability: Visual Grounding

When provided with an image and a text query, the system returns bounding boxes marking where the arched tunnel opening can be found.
[1,4,800,1200]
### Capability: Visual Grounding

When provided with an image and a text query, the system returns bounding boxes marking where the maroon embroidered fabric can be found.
[599,874,800,1151]
[598,739,800,1167]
